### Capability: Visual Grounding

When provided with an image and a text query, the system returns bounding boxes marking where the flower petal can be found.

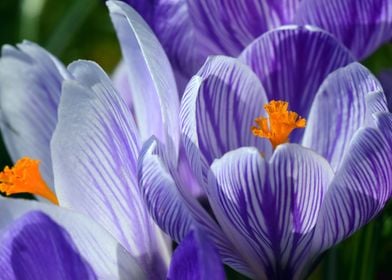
[240,26,354,142]
[378,70,392,111]
[375,112,392,148]
[107,0,179,158]
[180,55,271,187]
[365,90,389,121]
[293,0,392,59]
[51,60,169,277]
[112,60,134,113]
[302,63,386,170]
[208,145,333,278]
[138,137,194,243]
[123,0,205,94]
[177,144,204,197]
[138,137,254,277]
[153,0,204,82]
[167,228,225,280]
[312,127,392,253]
[0,211,96,279]
[187,0,301,56]
[120,0,157,25]
[0,41,69,187]
[0,198,145,279]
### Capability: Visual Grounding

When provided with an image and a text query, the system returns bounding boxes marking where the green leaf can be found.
[44,0,97,57]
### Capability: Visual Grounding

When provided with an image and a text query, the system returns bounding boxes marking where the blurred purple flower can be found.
[118,0,392,92]
[138,26,392,278]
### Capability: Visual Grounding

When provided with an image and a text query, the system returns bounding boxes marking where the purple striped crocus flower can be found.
[117,0,392,92]
[0,1,214,278]
[0,200,224,279]
[137,25,392,279]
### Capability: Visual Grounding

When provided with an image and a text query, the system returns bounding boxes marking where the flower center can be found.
[252,100,306,149]
[0,157,58,205]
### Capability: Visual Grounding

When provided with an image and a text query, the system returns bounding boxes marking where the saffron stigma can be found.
[252,100,306,149]
[0,157,58,205]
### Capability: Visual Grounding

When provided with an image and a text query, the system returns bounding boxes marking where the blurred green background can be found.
[0,0,391,279]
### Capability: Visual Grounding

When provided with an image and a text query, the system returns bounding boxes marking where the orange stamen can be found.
[252,100,306,149]
[0,157,58,205]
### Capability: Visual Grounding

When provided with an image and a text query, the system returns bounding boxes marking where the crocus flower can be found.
[0,1,203,277]
[116,0,392,92]
[138,26,392,279]
[0,201,224,279]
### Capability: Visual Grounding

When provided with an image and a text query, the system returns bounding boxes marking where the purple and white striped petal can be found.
[293,0,392,60]
[379,70,392,111]
[138,137,254,277]
[208,145,333,278]
[120,0,204,93]
[312,127,392,254]
[153,0,204,86]
[0,198,145,279]
[365,90,389,121]
[167,228,225,280]
[240,26,354,142]
[138,137,194,243]
[375,112,392,148]
[108,0,180,159]
[180,55,271,187]
[187,0,301,56]
[0,211,96,279]
[302,62,386,171]
[51,60,169,278]
[0,41,69,188]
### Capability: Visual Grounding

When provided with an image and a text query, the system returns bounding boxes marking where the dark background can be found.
[0,0,391,279]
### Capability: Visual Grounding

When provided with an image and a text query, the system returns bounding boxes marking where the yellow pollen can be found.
[252,100,306,149]
[0,157,58,205]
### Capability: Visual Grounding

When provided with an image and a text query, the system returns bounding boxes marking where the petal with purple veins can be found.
[187,0,302,56]
[107,0,179,159]
[312,127,392,254]
[293,0,392,60]
[0,198,145,279]
[208,145,333,278]
[138,137,194,243]
[138,137,254,277]
[167,228,225,280]
[180,55,271,187]
[51,60,169,277]
[240,26,354,142]
[0,41,69,188]
[0,211,96,279]
[302,62,386,171]
[153,0,204,89]
[375,112,392,149]
[378,70,392,111]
